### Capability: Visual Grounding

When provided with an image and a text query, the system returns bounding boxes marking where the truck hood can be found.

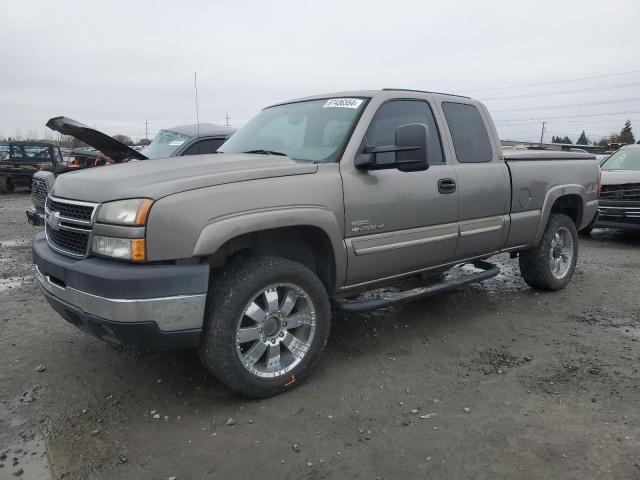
[46,116,147,162]
[600,169,640,185]
[52,153,318,203]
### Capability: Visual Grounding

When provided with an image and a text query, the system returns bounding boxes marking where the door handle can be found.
[438,178,457,194]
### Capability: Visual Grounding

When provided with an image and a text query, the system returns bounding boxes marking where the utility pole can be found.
[225,113,229,127]
[194,71,200,139]
[145,118,149,141]
[539,121,546,148]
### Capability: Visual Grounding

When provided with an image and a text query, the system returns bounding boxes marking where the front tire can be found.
[519,214,578,291]
[0,176,14,194]
[199,256,331,398]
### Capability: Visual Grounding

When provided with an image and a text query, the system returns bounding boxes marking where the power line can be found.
[495,118,640,125]
[481,82,640,101]
[495,110,640,123]
[490,97,640,113]
[460,69,640,93]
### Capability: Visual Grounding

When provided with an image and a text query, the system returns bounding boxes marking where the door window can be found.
[365,100,444,165]
[182,138,226,156]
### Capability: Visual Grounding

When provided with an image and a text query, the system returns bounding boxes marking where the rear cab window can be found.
[442,102,493,163]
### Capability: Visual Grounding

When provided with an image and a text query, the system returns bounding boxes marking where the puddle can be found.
[0,276,33,293]
[609,323,640,338]
[0,435,52,480]
[0,239,29,248]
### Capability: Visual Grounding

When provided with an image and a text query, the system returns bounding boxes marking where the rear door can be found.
[341,98,460,286]
[439,101,509,259]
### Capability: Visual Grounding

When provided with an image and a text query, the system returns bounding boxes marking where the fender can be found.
[533,184,588,245]
[192,206,347,287]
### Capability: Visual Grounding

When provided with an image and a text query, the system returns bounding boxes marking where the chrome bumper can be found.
[36,265,206,332]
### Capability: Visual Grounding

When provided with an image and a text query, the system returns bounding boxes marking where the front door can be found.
[341,99,460,286]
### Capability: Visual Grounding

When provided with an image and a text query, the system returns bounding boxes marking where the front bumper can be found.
[594,200,640,231]
[26,207,44,226]
[33,233,209,350]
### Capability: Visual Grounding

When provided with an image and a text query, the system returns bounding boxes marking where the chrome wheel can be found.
[235,283,316,378]
[549,227,574,279]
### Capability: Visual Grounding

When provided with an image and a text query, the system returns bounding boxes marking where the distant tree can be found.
[619,120,635,144]
[561,136,572,144]
[576,131,589,145]
[113,134,134,145]
[552,135,572,144]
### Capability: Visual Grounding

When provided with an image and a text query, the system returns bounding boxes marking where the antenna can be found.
[194,71,201,141]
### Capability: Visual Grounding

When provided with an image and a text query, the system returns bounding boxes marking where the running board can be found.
[332,260,499,313]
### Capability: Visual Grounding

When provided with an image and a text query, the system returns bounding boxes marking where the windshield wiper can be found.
[242,149,287,156]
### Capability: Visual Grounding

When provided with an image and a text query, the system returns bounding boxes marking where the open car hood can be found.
[46,116,147,162]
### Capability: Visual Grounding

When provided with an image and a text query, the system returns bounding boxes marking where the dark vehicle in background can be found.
[27,117,236,225]
[46,116,237,163]
[0,141,63,193]
[590,144,640,232]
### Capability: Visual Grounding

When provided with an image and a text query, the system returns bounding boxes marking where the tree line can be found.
[552,120,636,148]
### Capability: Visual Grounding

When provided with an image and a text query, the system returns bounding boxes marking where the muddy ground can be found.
[1,191,639,480]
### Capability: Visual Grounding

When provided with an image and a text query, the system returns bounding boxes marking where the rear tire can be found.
[198,256,331,398]
[0,176,14,194]
[519,214,578,291]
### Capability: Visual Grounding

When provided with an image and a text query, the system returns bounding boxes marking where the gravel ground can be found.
[1,191,639,480]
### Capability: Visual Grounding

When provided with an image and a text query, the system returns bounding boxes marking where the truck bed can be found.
[502,150,599,249]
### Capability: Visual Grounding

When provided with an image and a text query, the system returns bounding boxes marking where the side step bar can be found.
[332,260,499,313]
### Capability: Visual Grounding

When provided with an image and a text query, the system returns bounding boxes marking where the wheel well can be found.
[550,194,583,227]
[208,226,336,292]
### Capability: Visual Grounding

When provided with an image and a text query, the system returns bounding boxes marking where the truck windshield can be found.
[219,98,367,163]
[141,130,192,159]
[601,148,640,171]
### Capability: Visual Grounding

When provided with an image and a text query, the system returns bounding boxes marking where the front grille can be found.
[600,183,640,200]
[47,198,94,222]
[31,177,48,213]
[45,196,98,258]
[46,224,91,256]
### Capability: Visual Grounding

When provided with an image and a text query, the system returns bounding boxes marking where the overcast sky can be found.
[1,0,639,144]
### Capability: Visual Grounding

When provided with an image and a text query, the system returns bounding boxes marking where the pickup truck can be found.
[0,141,64,193]
[32,89,599,398]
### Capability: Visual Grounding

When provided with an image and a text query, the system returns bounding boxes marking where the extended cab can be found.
[33,89,599,397]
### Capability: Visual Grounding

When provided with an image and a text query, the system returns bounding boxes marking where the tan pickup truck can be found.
[33,89,599,397]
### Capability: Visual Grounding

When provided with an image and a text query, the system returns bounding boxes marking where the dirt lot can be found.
[1,191,639,480]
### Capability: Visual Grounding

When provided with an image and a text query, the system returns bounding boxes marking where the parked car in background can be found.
[0,141,63,193]
[585,144,640,233]
[32,89,599,397]
[27,118,237,225]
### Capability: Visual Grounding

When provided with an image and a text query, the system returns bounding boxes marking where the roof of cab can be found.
[169,123,236,138]
[268,89,474,108]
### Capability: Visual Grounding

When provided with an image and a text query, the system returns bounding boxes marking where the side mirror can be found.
[355,123,429,172]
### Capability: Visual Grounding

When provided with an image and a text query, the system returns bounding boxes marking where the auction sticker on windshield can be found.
[323,98,363,109]
[169,140,185,146]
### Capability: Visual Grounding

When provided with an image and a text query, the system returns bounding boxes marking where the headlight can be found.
[97,198,153,226]
[92,236,146,262]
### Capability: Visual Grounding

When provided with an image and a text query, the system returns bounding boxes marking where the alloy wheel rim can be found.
[549,227,574,279]
[235,283,316,378]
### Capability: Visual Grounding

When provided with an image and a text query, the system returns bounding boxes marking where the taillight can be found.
[34,164,41,171]
[596,166,602,198]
